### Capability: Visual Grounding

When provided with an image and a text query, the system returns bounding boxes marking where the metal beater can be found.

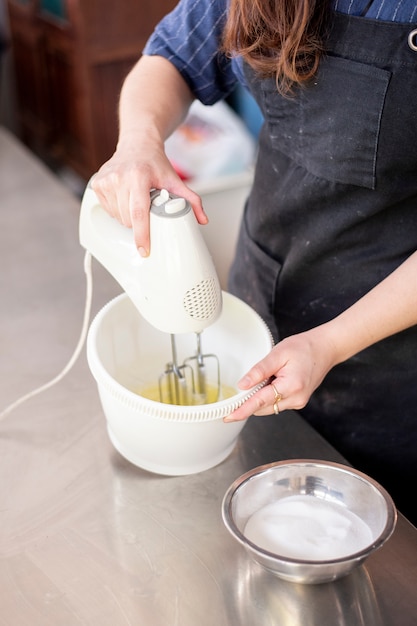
[159,333,220,405]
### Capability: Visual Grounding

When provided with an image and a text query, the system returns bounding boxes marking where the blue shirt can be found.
[143,0,417,104]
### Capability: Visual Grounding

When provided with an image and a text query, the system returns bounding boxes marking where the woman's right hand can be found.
[90,54,207,256]
[91,130,206,257]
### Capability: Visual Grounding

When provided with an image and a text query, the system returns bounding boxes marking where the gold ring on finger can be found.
[271,383,283,403]
[271,383,282,414]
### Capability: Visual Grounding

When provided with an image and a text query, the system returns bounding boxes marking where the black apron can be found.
[228,12,417,522]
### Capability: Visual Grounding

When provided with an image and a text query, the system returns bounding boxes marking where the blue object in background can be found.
[229,83,264,139]
[40,0,67,20]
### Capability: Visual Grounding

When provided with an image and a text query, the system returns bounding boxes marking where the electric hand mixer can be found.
[79,182,223,405]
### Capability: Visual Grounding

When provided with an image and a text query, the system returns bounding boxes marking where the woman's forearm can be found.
[91,54,205,254]
[226,251,417,421]
[324,250,417,367]
[118,54,194,146]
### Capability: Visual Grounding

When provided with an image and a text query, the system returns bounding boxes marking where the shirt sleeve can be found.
[142,0,238,105]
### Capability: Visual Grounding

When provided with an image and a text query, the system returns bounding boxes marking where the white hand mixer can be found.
[79,182,223,405]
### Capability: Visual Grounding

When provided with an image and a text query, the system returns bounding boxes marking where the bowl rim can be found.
[222,459,397,565]
[86,292,273,422]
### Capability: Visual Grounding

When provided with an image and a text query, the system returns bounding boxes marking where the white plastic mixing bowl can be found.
[86,292,273,475]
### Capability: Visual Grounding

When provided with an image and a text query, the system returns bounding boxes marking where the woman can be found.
[92,0,417,523]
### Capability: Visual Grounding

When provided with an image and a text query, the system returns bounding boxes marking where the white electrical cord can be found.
[0,251,93,423]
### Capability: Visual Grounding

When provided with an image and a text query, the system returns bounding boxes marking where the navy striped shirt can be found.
[144,0,417,103]
[335,0,417,20]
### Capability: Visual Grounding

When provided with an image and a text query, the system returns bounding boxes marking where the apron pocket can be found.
[228,213,281,342]
[261,56,391,189]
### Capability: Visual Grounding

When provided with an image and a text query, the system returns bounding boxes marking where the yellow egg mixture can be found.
[137,382,236,406]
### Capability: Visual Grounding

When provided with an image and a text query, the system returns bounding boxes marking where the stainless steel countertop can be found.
[1,126,416,626]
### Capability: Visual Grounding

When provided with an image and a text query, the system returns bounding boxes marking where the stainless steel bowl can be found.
[222,459,397,584]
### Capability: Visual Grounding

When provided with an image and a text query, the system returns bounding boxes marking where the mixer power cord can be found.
[0,251,93,423]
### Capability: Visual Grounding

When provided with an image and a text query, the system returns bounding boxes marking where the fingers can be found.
[224,379,287,423]
[91,161,207,257]
[236,347,288,391]
[224,330,333,423]
[270,382,283,414]
[169,184,208,226]
[91,167,151,254]
[128,183,154,256]
[128,179,207,256]
[225,348,288,422]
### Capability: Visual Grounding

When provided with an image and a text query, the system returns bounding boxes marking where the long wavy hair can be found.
[222,0,331,93]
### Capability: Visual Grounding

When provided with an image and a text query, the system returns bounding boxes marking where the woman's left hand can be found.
[225,249,417,422]
[224,326,337,422]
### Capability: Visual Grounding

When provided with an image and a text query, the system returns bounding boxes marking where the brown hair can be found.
[222,0,330,93]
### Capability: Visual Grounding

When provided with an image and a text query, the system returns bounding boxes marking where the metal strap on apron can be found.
[360,0,417,50]
[408,29,417,50]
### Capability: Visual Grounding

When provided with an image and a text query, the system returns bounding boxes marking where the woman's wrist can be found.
[316,317,362,368]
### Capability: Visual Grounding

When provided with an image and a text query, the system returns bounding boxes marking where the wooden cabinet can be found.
[7,0,177,179]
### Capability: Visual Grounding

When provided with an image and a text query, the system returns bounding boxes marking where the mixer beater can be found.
[159,332,220,405]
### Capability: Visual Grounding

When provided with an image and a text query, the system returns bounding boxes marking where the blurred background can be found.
[0,0,263,198]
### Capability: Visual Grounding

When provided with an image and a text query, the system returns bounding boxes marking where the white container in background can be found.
[193,170,253,290]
